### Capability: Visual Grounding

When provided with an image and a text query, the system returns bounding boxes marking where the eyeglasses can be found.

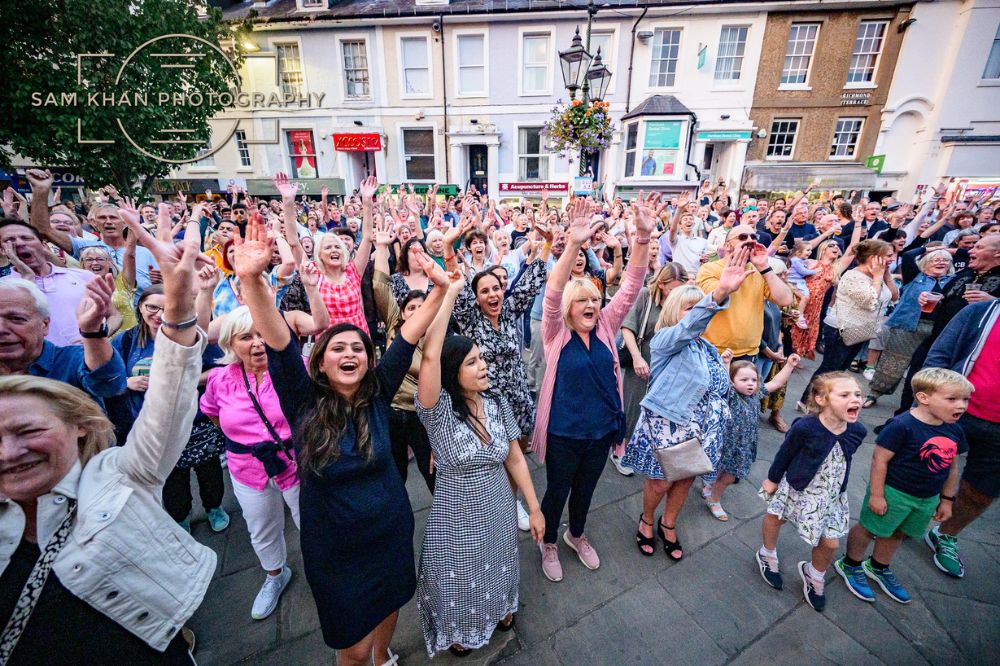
[142,303,164,315]
[730,232,758,243]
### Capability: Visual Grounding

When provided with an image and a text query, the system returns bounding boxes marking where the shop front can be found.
[742,163,878,200]
[245,177,347,199]
[615,95,700,201]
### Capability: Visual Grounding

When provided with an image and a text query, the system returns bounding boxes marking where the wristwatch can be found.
[79,323,110,339]
[940,494,956,502]
[160,315,199,331]
[759,266,774,276]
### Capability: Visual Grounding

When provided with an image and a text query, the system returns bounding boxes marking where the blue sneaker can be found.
[863,559,911,604]
[179,517,191,533]
[834,557,875,602]
[207,507,231,532]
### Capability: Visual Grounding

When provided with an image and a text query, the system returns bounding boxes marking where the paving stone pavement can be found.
[185,360,999,665]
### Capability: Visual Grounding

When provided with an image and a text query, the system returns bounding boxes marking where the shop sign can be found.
[148,178,220,195]
[499,182,569,193]
[8,168,86,193]
[696,130,752,142]
[573,176,594,195]
[386,184,460,196]
[332,133,382,152]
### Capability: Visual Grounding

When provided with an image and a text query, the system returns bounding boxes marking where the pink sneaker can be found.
[563,532,601,570]
[796,315,809,330]
[539,542,563,582]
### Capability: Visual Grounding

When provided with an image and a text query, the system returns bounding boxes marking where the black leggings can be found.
[541,431,616,543]
[388,406,435,492]
[162,457,226,523]
[800,324,865,403]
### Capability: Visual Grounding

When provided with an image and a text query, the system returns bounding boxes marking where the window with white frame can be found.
[847,20,887,83]
[342,39,370,98]
[191,142,215,168]
[649,28,681,87]
[830,118,863,158]
[589,32,613,84]
[766,119,799,159]
[714,26,748,82]
[780,23,820,85]
[983,24,1000,79]
[457,34,486,95]
[521,33,550,94]
[300,0,324,7]
[517,127,548,180]
[275,43,304,98]
[400,36,430,96]
[235,130,251,168]
[402,129,435,180]
[623,123,638,178]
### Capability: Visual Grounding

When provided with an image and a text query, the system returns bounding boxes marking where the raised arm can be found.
[548,197,597,292]
[416,270,465,409]
[289,261,330,336]
[24,169,73,253]
[231,216,291,350]
[397,251,452,345]
[274,172,304,265]
[353,175,378,275]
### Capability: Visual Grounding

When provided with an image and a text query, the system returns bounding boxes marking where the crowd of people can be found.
[0,167,997,663]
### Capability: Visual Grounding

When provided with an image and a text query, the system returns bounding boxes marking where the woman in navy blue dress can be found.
[234,215,451,666]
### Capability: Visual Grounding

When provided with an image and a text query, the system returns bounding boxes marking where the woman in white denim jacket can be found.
[0,205,214,663]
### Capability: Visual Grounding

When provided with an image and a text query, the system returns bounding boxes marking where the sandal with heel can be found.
[636,515,655,557]
[657,516,683,561]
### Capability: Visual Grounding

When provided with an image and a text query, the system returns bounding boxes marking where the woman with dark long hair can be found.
[234,216,451,666]
[389,237,432,305]
[414,270,543,657]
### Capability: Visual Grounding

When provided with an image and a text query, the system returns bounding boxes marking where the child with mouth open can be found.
[755,372,867,612]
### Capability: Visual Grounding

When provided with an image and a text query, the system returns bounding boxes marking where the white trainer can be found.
[516,500,530,532]
[251,566,292,620]
[610,453,634,477]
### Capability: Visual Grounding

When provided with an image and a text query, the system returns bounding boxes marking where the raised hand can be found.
[24,168,53,192]
[231,214,275,278]
[299,261,322,288]
[373,215,394,247]
[76,274,116,332]
[359,175,379,203]
[196,265,221,292]
[714,247,754,300]
[415,249,451,287]
[631,190,667,236]
[273,172,299,200]
[177,190,187,207]
[566,197,595,246]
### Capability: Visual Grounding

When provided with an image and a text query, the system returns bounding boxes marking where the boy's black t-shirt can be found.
[876,412,968,498]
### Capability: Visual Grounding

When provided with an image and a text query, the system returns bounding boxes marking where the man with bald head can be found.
[696,225,794,361]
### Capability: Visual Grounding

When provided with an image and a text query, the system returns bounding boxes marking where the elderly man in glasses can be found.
[696,226,794,363]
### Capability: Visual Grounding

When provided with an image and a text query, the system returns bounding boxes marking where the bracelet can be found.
[940,494,956,502]
[79,322,109,339]
[634,237,651,246]
[160,315,199,330]
[759,266,774,275]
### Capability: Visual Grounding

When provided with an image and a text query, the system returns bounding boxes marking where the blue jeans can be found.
[800,324,865,403]
[541,431,616,543]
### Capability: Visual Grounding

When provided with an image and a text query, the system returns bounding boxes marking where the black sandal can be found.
[496,614,516,632]
[449,644,473,658]
[657,516,683,561]
[636,515,655,557]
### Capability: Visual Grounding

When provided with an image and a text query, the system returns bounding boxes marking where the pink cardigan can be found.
[531,260,649,461]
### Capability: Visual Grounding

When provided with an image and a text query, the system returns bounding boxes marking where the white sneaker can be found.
[610,453,634,477]
[516,500,530,532]
[251,566,292,620]
[862,366,876,381]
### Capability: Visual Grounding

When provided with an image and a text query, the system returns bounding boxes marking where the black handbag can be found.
[177,419,224,469]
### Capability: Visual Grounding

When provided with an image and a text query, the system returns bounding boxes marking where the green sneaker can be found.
[925,527,964,578]
[207,507,231,533]
[179,517,191,533]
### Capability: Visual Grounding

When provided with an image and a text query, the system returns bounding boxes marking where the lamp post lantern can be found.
[557,0,613,176]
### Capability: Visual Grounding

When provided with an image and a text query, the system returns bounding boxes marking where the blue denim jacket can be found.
[640,293,728,423]
[884,272,953,332]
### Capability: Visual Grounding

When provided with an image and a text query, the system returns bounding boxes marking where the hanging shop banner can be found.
[573,176,595,195]
[287,130,317,178]
[333,133,382,152]
[640,120,682,177]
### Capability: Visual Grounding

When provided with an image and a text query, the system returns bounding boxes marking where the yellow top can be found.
[113,271,138,332]
[696,259,770,358]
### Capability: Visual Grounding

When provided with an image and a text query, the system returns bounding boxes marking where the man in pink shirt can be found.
[0,219,93,346]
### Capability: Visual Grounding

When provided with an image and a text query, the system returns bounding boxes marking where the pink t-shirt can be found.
[967,321,1000,422]
[1,264,94,346]
[200,364,299,491]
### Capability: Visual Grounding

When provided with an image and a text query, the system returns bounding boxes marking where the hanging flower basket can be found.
[540,99,614,161]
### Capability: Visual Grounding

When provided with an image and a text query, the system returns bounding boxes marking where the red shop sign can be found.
[332,133,383,152]
[498,182,569,193]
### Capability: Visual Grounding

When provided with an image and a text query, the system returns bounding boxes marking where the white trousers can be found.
[528,317,546,394]
[231,477,301,571]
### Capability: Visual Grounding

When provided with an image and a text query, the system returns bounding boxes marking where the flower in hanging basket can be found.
[542,99,615,157]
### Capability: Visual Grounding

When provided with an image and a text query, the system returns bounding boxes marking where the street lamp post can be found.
[558,0,613,176]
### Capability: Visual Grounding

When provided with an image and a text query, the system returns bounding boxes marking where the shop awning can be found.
[245,178,346,197]
[742,163,876,193]
[149,178,222,196]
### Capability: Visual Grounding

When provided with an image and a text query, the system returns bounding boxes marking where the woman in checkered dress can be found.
[415,272,544,657]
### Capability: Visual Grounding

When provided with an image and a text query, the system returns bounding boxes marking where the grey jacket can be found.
[0,330,217,651]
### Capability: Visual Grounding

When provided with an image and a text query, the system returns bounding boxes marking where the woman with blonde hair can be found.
[0,209,212,662]
[615,262,688,474]
[533,193,659,582]
[78,244,134,332]
[791,239,845,358]
[622,249,753,558]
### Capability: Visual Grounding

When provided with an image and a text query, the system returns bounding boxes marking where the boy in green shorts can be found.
[835,368,973,603]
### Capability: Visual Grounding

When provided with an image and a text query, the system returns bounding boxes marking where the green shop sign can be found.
[696,130,753,142]
[384,184,460,196]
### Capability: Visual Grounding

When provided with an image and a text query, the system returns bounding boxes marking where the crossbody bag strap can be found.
[240,367,286,447]
[0,501,77,664]
[635,293,656,348]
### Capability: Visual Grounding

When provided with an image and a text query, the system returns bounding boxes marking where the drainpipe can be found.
[439,15,450,183]
[625,6,648,114]
[685,112,701,185]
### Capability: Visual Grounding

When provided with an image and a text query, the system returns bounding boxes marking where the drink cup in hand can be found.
[919,291,943,313]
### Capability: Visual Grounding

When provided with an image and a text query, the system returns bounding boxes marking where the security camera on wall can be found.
[756,128,767,139]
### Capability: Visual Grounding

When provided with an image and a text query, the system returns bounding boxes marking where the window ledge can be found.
[186,167,219,173]
[977,79,1000,87]
[843,82,877,90]
[236,168,255,173]
[778,84,812,91]
[710,86,746,93]
[764,157,795,162]
[828,155,858,161]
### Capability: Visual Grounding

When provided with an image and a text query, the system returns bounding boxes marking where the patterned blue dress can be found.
[718,386,769,480]
[622,338,731,481]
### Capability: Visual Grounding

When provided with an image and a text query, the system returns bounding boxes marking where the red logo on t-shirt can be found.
[919,437,958,473]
